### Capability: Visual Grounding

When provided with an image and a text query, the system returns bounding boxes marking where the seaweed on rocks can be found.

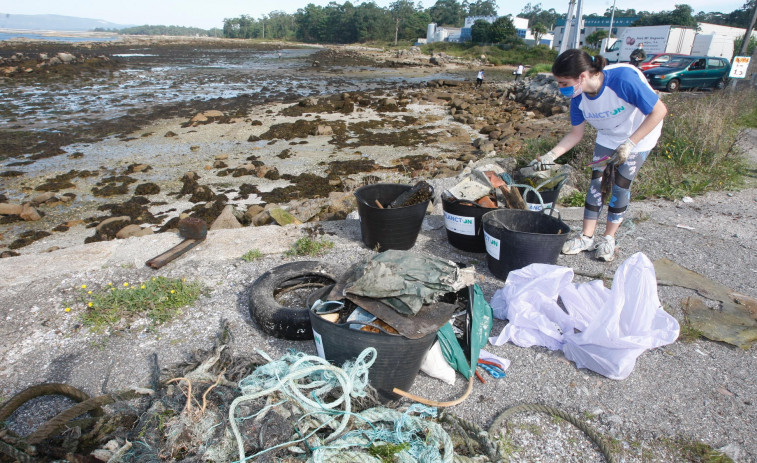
[9,230,52,249]
[259,173,342,203]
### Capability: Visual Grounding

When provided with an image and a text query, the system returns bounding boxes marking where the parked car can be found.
[639,53,688,71]
[643,56,730,92]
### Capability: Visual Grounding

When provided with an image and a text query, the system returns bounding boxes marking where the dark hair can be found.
[552,49,607,78]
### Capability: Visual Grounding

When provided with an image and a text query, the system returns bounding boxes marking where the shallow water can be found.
[0,43,475,252]
[0,46,464,132]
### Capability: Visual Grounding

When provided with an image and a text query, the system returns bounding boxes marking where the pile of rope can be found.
[0,322,617,463]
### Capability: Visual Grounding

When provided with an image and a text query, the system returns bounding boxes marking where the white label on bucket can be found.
[527,202,553,212]
[444,211,476,236]
[484,230,500,259]
[313,330,326,359]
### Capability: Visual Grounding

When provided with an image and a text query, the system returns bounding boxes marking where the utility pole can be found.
[559,0,576,54]
[571,0,584,49]
[738,0,757,56]
[608,0,616,40]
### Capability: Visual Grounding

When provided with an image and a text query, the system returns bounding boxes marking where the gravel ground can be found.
[1,133,756,462]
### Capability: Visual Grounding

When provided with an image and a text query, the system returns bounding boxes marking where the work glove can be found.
[527,151,559,171]
[608,139,635,165]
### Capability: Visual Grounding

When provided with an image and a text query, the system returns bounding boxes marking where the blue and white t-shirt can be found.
[569,64,662,152]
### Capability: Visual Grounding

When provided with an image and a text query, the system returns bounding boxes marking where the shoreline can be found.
[0,43,566,256]
[0,38,756,462]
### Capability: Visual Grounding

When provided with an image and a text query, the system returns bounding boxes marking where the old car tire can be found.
[248,261,341,340]
[716,78,727,90]
[666,79,680,92]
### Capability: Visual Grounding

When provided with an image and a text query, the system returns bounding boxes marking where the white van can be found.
[690,34,734,61]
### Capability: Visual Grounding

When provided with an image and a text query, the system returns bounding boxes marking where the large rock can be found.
[29,192,57,205]
[251,209,274,227]
[268,208,302,226]
[56,52,76,64]
[20,204,41,221]
[316,192,355,221]
[0,203,23,215]
[244,204,265,223]
[210,205,242,230]
[287,199,324,223]
[116,224,154,239]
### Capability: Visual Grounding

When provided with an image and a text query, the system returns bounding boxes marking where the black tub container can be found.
[518,187,560,212]
[354,183,431,251]
[482,209,571,279]
[442,196,497,253]
[309,308,436,401]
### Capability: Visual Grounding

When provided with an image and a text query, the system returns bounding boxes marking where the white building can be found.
[426,23,463,43]
[459,15,554,47]
[464,16,498,28]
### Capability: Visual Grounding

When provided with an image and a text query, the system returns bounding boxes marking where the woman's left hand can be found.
[609,139,635,165]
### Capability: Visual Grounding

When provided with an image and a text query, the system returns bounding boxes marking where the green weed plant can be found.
[73,277,203,332]
[633,90,753,199]
[241,249,264,262]
[285,236,334,257]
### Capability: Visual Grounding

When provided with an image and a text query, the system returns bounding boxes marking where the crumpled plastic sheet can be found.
[344,250,474,315]
[489,252,680,380]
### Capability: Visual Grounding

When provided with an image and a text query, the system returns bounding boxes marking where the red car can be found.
[639,53,689,71]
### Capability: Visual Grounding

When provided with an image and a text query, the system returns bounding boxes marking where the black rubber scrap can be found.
[248,261,341,340]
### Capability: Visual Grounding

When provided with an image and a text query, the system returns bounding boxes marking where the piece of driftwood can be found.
[498,185,527,210]
[146,217,207,269]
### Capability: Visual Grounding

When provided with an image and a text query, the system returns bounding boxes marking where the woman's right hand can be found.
[528,151,558,171]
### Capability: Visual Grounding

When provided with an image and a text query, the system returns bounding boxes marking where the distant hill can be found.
[0,13,133,31]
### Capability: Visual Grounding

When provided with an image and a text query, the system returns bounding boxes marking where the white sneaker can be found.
[561,234,595,255]
[594,235,616,262]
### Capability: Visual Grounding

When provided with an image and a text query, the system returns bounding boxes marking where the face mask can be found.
[560,78,583,98]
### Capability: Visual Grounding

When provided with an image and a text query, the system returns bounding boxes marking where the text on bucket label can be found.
[444,211,476,236]
[484,230,500,259]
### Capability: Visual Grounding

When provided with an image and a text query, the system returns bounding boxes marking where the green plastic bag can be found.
[437,284,493,379]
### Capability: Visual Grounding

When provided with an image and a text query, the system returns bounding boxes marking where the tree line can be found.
[223,1,755,44]
[95,25,224,37]
[222,0,500,44]
[99,0,756,46]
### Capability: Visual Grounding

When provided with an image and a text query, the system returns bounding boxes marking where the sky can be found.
[2,0,749,30]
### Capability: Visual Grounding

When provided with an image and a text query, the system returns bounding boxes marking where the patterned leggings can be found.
[584,143,650,224]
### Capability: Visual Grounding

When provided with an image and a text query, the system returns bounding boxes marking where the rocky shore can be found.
[0,43,569,257]
[1,39,756,463]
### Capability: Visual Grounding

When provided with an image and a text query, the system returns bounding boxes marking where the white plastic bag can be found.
[489,263,585,350]
[562,253,680,380]
[489,252,679,380]
[420,340,456,385]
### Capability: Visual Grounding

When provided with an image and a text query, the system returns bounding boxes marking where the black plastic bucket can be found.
[442,196,497,253]
[519,188,559,212]
[309,307,436,401]
[482,209,571,279]
[354,183,430,251]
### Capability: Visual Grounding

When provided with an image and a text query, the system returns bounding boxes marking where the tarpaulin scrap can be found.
[344,250,475,315]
